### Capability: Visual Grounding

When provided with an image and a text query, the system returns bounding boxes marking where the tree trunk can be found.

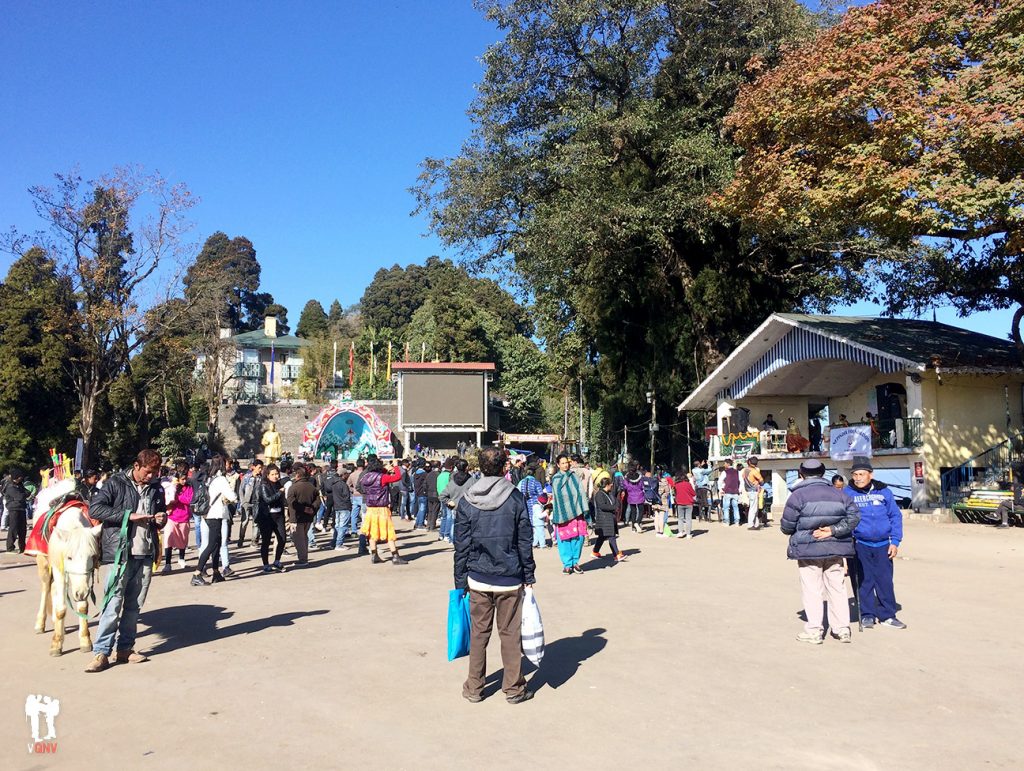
[79,390,97,469]
[1012,305,1024,366]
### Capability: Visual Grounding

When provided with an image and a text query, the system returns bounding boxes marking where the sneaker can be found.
[314,522,325,532]
[262,565,273,573]
[880,617,907,630]
[996,522,1010,528]
[115,649,149,664]
[334,543,349,550]
[392,555,408,565]
[614,553,628,562]
[177,558,186,569]
[591,551,601,559]
[211,572,225,583]
[85,653,110,673]
[272,561,284,571]
[371,552,383,564]
[563,567,573,575]
[655,532,668,538]
[222,566,234,578]
[463,692,483,704]
[160,564,172,574]
[796,631,823,645]
[861,616,876,629]
[835,629,852,644]
[507,690,534,705]
[190,575,207,586]
[675,533,686,538]
[572,565,583,574]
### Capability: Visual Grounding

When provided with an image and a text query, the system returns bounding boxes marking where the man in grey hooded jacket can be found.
[454,446,536,704]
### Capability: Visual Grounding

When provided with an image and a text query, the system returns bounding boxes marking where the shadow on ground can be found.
[139,604,329,654]
[516,627,608,692]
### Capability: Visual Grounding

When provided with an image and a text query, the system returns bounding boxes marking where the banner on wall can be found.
[720,431,760,460]
[829,425,872,461]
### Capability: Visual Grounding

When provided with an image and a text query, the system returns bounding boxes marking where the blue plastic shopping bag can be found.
[447,589,471,661]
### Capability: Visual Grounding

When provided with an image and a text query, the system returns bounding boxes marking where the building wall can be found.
[919,372,1024,490]
[829,371,911,425]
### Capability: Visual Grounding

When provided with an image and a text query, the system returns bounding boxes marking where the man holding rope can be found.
[86,449,166,673]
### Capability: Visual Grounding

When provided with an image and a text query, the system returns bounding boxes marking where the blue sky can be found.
[0,1,1014,342]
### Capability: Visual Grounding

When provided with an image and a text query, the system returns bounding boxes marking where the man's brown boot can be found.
[115,649,149,664]
[85,653,110,673]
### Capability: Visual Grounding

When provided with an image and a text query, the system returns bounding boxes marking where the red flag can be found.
[348,342,355,385]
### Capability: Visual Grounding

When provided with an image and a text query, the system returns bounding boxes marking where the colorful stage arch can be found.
[300,399,395,461]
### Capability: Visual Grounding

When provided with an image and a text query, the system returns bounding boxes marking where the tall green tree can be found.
[721,0,1024,354]
[296,299,329,338]
[414,0,853,459]
[6,168,196,465]
[359,263,429,335]
[264,302,290,334]
[0,248,78,469]
[184,232,267,331]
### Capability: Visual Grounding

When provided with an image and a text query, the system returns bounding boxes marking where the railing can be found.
[941,434,1024,509]
[901,417,923,448]
[234,362,265,379]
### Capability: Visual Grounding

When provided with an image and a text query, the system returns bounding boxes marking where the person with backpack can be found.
[236,459,263,548]
[441,459,475,546]
[742,457,765,530]
[330,467,353,550]
[190,461,208,550]
[517,464,545,549]
[191,455,237,586]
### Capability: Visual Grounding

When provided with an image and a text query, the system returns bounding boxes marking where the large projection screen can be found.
[403,373,485,427]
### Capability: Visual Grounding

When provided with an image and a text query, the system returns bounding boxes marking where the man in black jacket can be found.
[86,449,166,672]
[455,446,536,704]
[780,459,861,645]
[425,461,441,530]
[3,468,31,553]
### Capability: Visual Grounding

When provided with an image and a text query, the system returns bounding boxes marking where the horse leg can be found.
[50,570,66,657]
[77,598,92,652]
[35,556,50,634]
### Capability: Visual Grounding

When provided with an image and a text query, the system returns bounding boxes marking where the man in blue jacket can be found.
[844,457,906,630]
[781,459,861,644]
[455,446,536,704]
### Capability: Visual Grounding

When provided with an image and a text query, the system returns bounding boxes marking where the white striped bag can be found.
[521,587,545,666]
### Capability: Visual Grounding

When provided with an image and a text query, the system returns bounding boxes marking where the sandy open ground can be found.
[1,516,1021,770]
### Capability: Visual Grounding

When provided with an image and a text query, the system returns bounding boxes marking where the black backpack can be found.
[190,477,211,517]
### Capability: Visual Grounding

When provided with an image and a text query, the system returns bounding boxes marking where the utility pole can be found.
[685,412,692,471]
[647,388,657,470]
[623,424,628,464]
[579,377,584,452]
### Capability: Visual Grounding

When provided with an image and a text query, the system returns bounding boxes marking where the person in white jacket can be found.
[191,455,238,586]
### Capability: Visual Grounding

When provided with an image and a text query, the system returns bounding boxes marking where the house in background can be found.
[679,314,1024,518]
[196,315,309,404]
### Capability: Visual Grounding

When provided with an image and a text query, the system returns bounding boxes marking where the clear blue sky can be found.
[0,1,1014,342]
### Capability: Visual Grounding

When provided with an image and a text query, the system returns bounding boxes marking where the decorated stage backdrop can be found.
[300,396,395,461]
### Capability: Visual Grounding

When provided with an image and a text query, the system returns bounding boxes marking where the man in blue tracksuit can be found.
[844,457,906,630]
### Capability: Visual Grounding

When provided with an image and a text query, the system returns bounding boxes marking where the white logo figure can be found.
[25,694,60,742]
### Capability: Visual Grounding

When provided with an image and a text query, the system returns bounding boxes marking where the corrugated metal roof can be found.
[231,330,310,350]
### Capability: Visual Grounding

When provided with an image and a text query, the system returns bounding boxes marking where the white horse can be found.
[29,481,102,657]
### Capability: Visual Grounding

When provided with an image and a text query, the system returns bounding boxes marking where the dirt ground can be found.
[1,515,1021,770]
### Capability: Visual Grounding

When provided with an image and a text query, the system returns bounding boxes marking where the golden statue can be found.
[261,421,282,463]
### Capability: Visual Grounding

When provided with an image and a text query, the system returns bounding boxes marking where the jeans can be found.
[414,495,427,527]
[220,518,231,567]
[675,505,693,537]
[197,518,224,573]
[440,506,454,540]
[399,491,411,519]
[722,494,740,524]
[93,557,152,656]
[334,508,354,547]
[853,542,898,621]
[532,523,547,548]
[350,496,364,533]
[193,513,204,548]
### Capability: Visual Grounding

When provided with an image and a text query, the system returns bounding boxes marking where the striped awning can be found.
[718,326,908,401]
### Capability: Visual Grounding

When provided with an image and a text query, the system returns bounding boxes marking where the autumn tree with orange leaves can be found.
[722,0,1024,353]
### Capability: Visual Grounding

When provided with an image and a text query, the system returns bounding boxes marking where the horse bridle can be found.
[60,558,97,618]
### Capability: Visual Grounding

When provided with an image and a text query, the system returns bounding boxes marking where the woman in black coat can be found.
[256,465,287,571]
[591,476,626,562]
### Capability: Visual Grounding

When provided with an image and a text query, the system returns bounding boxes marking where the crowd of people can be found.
[2,443,914,688]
